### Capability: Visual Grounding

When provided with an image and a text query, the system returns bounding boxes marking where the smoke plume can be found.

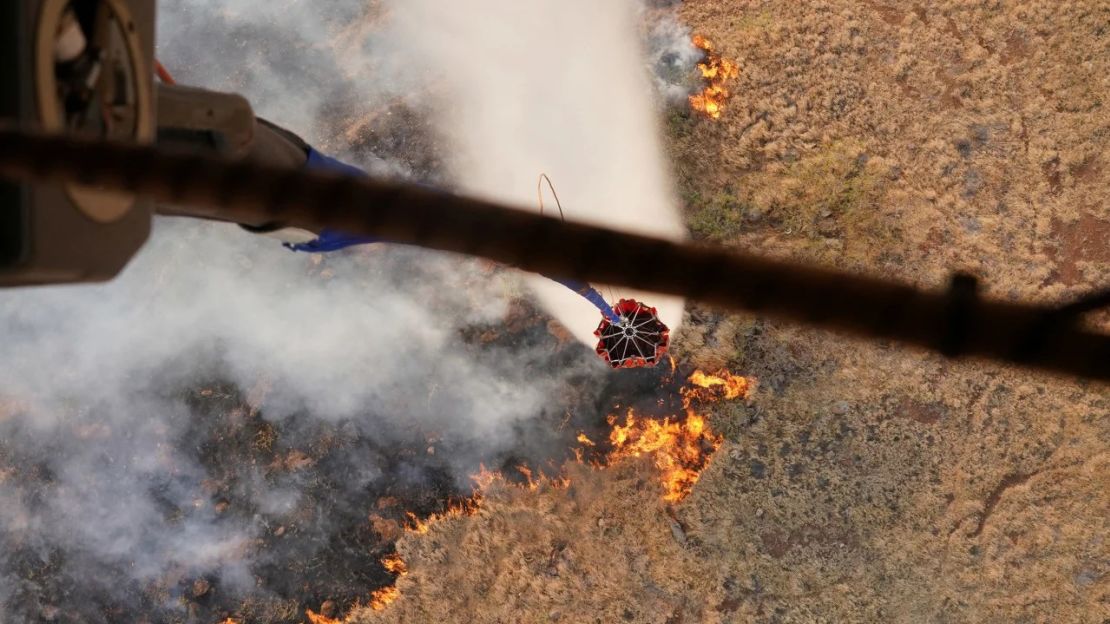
[386,0,689,344]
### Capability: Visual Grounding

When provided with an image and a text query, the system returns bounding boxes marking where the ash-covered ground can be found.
[0,237,643,623]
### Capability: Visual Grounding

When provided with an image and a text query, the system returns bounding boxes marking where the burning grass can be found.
[350,369,752,619]
[689,35,740,119]
[595,370,749,502]
[306,609,343,624]
[601,409,722,502]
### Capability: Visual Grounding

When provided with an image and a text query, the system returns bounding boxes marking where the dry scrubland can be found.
[353,2,1109,622]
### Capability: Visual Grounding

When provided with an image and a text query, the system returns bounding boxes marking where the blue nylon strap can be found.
[284,148,381,252]
[548,276,621,324]
[306,148,370,179]
[282,229,380,252]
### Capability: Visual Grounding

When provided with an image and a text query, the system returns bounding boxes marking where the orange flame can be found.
[599,369,749,502]
[471,464,501,490]
[517,465,539,490]
[305,610,342,624]
[369,586,401,611]
[605,409,723,502]
[304,554,409,620]
[404,511,430,535]
[368,368,750,618]
[404,495,482,536]
[382,553,408,576]
[689,35,740,120]
[687,369,750,400]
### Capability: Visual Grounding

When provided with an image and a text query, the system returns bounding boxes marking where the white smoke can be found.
[0,0,697,619]
[0,221,575,616]
[385,0,689,345]
[643,11,705,104]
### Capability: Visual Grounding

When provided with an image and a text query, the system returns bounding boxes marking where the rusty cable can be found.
[0,128,1106,381]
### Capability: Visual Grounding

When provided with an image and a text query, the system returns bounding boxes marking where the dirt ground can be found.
[349,1,1109,623]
